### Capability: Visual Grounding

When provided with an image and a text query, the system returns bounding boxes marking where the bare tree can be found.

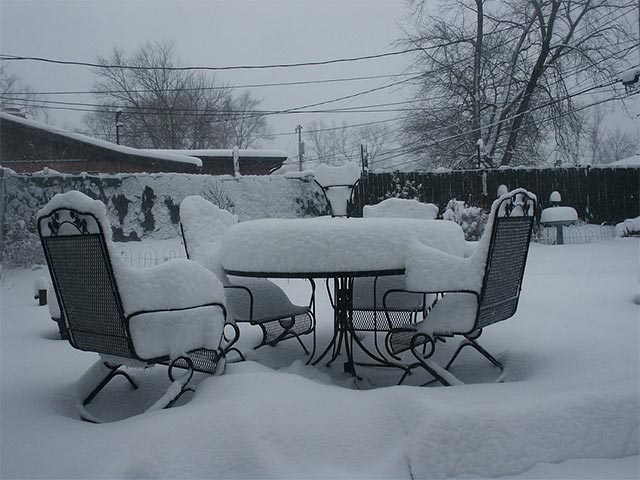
[0,65,47,121]
[600,126,639,163]
[555,102,638,164]
[83,40,271,149]
[402,0,636,168]
[221,91,273,149]
[305,121,397,167]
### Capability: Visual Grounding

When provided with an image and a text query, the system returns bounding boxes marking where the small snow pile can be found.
[616,216,640,237]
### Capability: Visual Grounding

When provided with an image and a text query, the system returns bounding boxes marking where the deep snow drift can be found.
[1,238,638,479]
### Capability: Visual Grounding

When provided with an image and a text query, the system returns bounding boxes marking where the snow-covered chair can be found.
[362,198,438,220]
[384,189,537,386]
[37,191,239,422]
[313,162,361,217]
[179,196,316,356]
[351,198,440,358]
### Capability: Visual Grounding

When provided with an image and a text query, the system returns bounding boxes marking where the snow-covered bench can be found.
[383,188,537,386]
[38,191,240,422]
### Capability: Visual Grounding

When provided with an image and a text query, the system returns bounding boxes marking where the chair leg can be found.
[80,361,138,407]
[445,332,504,374]
[400,333,463,387]
[76,360,139,423]
[146,356,196,413]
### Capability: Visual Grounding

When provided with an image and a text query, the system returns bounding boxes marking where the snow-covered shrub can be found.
[615,216,640,237]
[201,181,234,212]
[381,172,422,201]
[0,212,45,277]
[442,199,488,241]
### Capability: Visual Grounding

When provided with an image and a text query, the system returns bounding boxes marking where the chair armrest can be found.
[404,239,484,294]
[113,257,226,315]
[224,284,255,321]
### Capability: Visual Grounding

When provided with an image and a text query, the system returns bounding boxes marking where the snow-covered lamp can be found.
[497,184,508,197]
[549,191,561,206]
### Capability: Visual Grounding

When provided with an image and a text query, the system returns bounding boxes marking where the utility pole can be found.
[360,144,369,176]
[295,124,305,171]
[115,109,123,145]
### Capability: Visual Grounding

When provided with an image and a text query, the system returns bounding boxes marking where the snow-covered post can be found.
[34,277,50,306]
[232,146,240,177]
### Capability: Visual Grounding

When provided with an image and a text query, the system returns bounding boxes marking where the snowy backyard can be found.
[1,234,638,479]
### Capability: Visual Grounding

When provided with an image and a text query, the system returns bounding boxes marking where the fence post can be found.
[0,169,6,253]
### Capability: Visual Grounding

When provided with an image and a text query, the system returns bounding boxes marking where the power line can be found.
[2,72,424,97]
[0,47,426,72]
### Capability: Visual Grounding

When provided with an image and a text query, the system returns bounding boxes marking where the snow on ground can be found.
[1,238,638,479]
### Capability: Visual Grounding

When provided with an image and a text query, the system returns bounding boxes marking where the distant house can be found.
[0,112,201,174]
[142,149,289,175]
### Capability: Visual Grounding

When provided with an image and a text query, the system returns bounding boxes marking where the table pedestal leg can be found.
[311,276,357,375]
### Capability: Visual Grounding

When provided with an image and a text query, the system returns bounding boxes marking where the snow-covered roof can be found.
[0,112,202,166]
[143,148,288,158]
[608,154,640,167]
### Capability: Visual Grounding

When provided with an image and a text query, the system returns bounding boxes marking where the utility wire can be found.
[2,72,424,96]
[0,47,426,71]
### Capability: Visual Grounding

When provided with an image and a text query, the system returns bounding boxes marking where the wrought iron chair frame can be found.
[39,206,240,421]
[180,223,317,358]
[382,191,537,386]
[314,179,360,217]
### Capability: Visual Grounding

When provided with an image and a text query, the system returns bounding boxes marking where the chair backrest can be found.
[475,189,536,330]
[179,196,237,260]
[363,198,438,220]
[38,199,134,359]
[314,162,361,217]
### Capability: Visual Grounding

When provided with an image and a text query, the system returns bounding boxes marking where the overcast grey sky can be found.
[0,0,413,157]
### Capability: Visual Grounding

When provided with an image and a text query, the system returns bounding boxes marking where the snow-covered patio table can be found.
[221,216,465,375]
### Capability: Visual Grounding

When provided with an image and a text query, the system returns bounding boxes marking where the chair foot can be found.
[147,356,196,412]
[76,360,139,423]
[445,334,504,372]
[80,361,138,408]
[407,333,463,386]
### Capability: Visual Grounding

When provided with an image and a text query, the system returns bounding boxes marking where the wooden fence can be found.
[352,166,639,224]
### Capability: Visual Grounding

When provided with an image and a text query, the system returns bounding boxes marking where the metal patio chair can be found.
[313,162,361,217]
[351,198,440,359]
[383,189,537,386]
[38,191,240,422]
[180,196,316,357]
